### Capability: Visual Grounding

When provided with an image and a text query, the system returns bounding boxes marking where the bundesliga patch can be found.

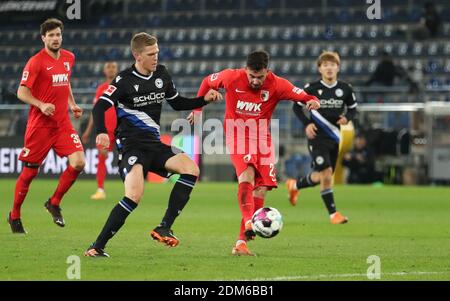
[22,71,29,81]
[210,73,219,81]
[128,156,137,165]
[104,85,117,96]
[292,87,303,94]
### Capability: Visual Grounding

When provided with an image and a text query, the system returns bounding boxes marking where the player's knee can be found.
[125,192,142,203]
[238,167,255,183]
[320,168,333,184]
[180,162,200,177]
[21,164,40,182]
[71,159,85,171]
[254,187,267,198]
[189,164,200,177]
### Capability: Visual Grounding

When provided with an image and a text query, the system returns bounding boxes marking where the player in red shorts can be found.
[81,61,118,200]
[7,18,85,233]
[189,51,320,255]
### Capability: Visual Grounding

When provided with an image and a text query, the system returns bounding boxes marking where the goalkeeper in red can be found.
[189,51,320,256]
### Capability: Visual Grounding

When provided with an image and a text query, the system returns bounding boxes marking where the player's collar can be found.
[320,80,338,89]
[132,65,153,80]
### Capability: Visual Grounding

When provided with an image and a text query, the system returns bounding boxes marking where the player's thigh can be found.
[253,186,268,198]
[229,153,257,184]
[238,165,256,184]
[309,141,332,172]
[19,127,54,165]
[118,148,149,182]
[124,164,145,203]
[164,153,199,176]
[53,127,84,161]
[329,143,340,172]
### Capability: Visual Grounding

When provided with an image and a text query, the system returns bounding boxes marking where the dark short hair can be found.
[40,18,64,36]
[246,50,269,71]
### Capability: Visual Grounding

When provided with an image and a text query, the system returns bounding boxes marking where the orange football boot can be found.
[285,179,299,206]
[330,211,348,224]
[232,241,256,256]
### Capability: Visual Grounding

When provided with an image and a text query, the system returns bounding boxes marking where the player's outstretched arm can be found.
[278,78,320,110]
[17,85,55,116]
[166,89,222,111]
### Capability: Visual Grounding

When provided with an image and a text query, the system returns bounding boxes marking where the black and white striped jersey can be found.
[294,80,357,143]
[95,64,207,147]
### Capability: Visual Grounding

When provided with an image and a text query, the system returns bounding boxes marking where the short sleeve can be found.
[20,57,40,89]
[345,84,357,109]
[98,77,124,106]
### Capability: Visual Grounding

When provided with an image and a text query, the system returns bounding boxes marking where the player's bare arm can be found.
[306,99,320,110]
[81,115,94,144]
[17,85,55,116]
[204,89,223,103]
[305,123,318,139]
[68,84,82,119]
[187,89,222,124]
[336,115,349,125]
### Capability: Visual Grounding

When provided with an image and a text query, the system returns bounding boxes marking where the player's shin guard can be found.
[50,165,81,206]
[237,182,255,223]
[11,166,39,219]
[296,173,318,189]
[93,197,137,249]
[96,153,107,190]
[321,188,337,215]
[160,174,198,229]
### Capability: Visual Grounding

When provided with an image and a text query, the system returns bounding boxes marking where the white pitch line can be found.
[225,271,450,281]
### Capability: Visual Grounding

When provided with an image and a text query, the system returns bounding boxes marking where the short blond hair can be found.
[317,51,340,67]
[131,32,157,54]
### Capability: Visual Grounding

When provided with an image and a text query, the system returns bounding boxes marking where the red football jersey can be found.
[20,49,75,128]
[197,69,318,152]
[93,81,117,133]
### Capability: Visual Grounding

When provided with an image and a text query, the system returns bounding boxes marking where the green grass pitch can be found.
[0,179,449,280]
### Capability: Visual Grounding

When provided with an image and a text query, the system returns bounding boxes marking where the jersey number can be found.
[269,163,276,182]
[71,133,81,145]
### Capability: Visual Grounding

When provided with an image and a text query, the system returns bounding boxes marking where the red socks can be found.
[11,167,39,219]
[254,196,264,212]
[50,165,81,206]
[237,182,254,223]
[237,183,267,241]
[96,153,107,190]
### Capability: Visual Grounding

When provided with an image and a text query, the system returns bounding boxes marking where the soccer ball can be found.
[251,207,283,238]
